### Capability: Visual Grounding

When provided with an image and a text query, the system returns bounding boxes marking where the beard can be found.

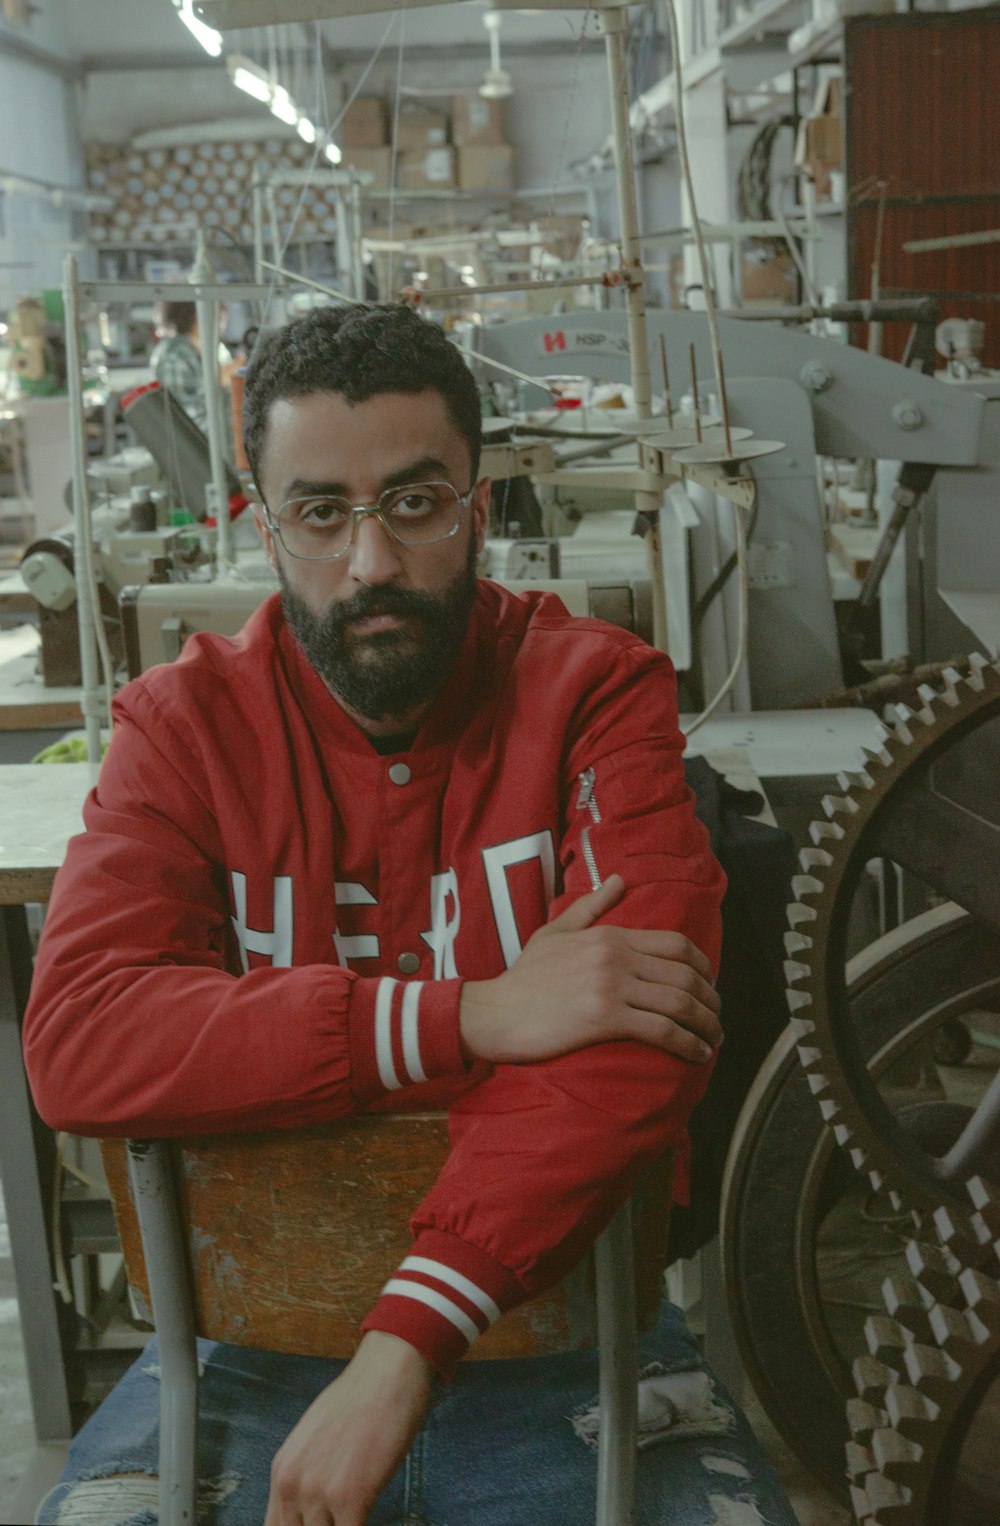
[279,531,479,724]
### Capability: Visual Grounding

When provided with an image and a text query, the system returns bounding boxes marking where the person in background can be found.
[149,298,242,432]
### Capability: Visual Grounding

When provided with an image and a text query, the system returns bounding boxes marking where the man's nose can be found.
[347,510,403,585]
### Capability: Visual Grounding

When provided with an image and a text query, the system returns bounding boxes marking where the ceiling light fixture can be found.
[174,0,222,58]
[227,55,272,103]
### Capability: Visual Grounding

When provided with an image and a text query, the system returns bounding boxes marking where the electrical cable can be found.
[690,491,758,634]
[684,488,750,735]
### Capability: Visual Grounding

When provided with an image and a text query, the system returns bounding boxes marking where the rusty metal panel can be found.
[845,11,1000,365]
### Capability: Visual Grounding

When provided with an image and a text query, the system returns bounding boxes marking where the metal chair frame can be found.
[125,1136,640,1526]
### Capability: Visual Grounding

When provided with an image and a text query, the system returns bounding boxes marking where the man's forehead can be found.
[262,389,469,491]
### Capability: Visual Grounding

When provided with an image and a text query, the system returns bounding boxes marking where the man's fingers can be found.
[626,975,723,1046]
[623,1007,718,1063]
[620,928,715,981]
[548,873,626,932]
[630,953,722,1017]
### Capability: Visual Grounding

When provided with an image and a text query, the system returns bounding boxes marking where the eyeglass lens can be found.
[276,482,463,559]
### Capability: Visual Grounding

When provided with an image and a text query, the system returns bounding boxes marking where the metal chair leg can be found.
[593,1199,639,1526]
[126,1140,199,1526]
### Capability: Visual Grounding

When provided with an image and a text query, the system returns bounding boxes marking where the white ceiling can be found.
[55,0,598,67]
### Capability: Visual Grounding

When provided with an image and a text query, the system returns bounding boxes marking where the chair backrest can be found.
[102,1117,674,1361]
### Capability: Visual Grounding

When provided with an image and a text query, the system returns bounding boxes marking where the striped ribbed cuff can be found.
[348,976,466,1104]
[360,1229,525,1377]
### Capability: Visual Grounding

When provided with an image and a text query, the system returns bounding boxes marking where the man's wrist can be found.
[353,1330,435,1393]
[457,978,502,1064]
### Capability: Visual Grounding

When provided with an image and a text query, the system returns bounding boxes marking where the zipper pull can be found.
[576,767,596,811]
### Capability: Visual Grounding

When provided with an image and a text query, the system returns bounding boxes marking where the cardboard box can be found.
[457,145,514,193]
[452,94,505,146]
[805,114,842,168]
[341,97,387,148]
[395,103,449,151]
[741,248,797,304]
[341,147,392,192]
[397,147,457,191]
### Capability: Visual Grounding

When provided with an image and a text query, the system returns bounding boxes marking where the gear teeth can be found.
[790,872,824,899]
[891,704,915,744]
[932,1203,992,1262]
[798,846,833,870]
[853,1354,901,1401]
[783,929,812,955]
[850,1145,868,1172]
[837,767,875,792]
[847,1395,886,1440]
[818,1097,840,1122]
[869,1166,884,1193]
[783,958,810,985]
[862,1472,913,1518]
[871,1426,923,1483]
[967,1175,1000,1238]
[912,686,939,723]
[882,1275,935,1341]
[833,1122,852,1147]
[785,900,816,927]
[958,1265,1000,1334]
[845,1438,875,1479]
[862,743,893,769]
[885,1383,939,1437]
[965,651,989,690]
[866,1314,913,1365]
[927,1300,984,1358]
[809,818,845,844]
[797,1044,822,1068]
[785,987,813,1012]
[786,1015,815,1041]
[888,1189,903,1212]
[901,1341,961,1403]
[822,791,859,818]
[805,1069,830,1097]
[904,1239,962,1302]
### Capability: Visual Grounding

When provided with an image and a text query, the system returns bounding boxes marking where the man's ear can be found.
[472,477,492,554]
[253,508,278,572]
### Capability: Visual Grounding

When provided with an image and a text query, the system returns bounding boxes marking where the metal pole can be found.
[63,253,105,761]
[127,1141,198,1526]
[350,174,365,301]
[252,179,265,286]
[602,3,668,652]
[594,1202,639,1526]
[191,233,234,574]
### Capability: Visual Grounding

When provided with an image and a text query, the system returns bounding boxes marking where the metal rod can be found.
[603,3,667,656]
[689,342,703,444]
[127,1141,199,1526]
[594,1202,639,1526]
[717,349,733,458]
[349,175,365,301]
[192,234,234,574]
[409,272,614,303]
[659,333,673,427]
[259,259,356,306]
[63,253,104,762]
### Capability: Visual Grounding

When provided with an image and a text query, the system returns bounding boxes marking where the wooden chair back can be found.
[102,1115,674,1361]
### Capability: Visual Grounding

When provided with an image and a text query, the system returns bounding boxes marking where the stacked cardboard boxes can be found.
[340,95,392,192]
[452,93,514,193]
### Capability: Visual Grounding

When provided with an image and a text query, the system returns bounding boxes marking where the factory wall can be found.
[0,8,89,307]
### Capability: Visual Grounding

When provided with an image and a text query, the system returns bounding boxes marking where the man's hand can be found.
[265,1331,433,1526]
[459,874,722,1067]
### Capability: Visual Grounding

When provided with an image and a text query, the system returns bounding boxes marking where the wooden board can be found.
[102,1124,674,1362]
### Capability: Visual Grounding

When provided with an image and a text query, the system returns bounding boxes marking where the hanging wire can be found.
[387,5,409,294]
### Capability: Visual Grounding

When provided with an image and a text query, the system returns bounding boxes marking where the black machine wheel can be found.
[721,907,1000,1497]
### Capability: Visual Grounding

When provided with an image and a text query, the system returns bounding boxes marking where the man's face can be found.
[256,388,490,728]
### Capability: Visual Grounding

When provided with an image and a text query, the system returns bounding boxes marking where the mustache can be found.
[325,582,442,630]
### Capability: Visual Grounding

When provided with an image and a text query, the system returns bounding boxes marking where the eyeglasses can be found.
[264,480,474,562]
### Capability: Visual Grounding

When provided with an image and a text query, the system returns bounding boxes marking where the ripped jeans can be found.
[37,1300,796,1526]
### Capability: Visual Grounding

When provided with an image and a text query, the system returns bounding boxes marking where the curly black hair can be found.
[242,304,482,494]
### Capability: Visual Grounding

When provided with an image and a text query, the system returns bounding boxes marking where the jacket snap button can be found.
[388,763,412,785]
[397,952,420,974]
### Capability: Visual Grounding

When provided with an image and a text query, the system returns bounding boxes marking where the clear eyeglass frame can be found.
[264,480,475,562]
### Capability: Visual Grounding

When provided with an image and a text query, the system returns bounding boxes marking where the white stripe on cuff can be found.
[399,1256,501,1325]
[382,1278,481,1345]
[400,982,427,1084]
[374,978,401,1091]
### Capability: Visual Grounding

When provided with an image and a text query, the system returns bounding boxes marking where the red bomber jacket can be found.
[24,580,725,1376]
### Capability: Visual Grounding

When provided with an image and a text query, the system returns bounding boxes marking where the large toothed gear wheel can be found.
[721,906,1000,1498]
[846,1176,1000,1525]
[784,653,1000,1218]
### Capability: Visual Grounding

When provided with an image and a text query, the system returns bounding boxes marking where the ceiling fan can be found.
[400,7,514,100]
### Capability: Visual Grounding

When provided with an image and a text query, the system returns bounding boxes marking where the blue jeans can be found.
[38,1301,795,1526]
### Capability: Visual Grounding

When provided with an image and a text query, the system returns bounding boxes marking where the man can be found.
[150,298,242,432]
[25,305,795,1526]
